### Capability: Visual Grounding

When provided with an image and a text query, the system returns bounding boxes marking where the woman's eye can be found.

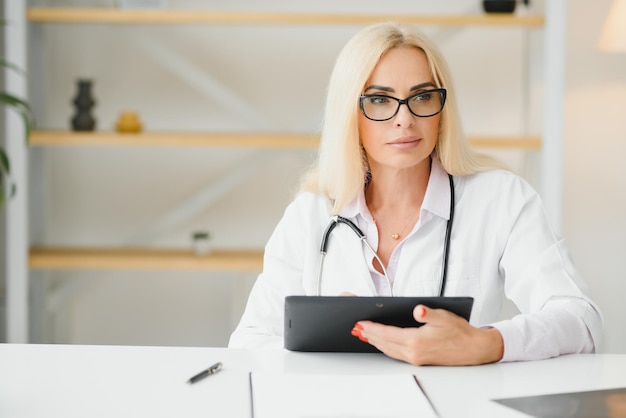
[414,92,433,102]
[370,96,390,105]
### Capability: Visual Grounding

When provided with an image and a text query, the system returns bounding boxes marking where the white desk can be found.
[1,344,625,417]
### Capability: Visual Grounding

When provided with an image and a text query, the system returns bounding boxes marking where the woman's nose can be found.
[394,103,416,128]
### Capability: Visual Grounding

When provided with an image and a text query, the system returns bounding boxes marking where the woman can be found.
[229,22,602,365]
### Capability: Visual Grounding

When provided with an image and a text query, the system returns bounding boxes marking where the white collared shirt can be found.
[229,158,603,362]
[344,157,453,296]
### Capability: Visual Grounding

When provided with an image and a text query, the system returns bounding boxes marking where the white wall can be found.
[23,1,626,353]
[563,1,626,354]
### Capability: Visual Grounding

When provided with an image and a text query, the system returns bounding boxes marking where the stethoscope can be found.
[317,174,455,297]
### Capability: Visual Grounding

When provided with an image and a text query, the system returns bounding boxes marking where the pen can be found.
[187,362,222,384]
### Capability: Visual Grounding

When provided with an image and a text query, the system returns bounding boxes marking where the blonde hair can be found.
[301,22,501,214]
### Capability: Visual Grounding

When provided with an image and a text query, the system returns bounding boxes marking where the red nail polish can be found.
[358,335,369,343]
[351,328,362,337]
[354,322,364,331]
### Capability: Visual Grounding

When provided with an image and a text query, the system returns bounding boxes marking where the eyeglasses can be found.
[359,88,447,121]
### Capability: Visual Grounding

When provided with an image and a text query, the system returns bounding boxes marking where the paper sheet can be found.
[250,372,438,418]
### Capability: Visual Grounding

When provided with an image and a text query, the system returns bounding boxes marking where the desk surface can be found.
[1,343,625,418]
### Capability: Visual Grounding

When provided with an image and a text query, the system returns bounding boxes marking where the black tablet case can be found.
[284,296,474,353]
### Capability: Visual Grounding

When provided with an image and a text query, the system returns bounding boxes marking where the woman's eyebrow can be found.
[364,85,394,93]
[410,82,436,91]
[364,82,436,94]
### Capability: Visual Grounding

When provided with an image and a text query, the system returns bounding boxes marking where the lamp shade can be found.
[599,0,626,52]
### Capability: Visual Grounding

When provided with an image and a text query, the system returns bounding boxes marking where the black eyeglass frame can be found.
[358,88,447,122]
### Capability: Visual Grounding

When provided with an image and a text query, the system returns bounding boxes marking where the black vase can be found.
[71,79,96,131]
[482,0,517,14]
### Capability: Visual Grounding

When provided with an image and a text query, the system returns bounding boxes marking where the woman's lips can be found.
[387,136,422,150]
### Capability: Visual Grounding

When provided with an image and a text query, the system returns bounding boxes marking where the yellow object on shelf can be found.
[115,111,143,133]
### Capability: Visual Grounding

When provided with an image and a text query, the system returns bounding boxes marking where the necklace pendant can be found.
[391,233,400,240]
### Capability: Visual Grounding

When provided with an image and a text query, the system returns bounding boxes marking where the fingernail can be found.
[351,328,368,343]
[418,306,426,317]
[354,322,364,331]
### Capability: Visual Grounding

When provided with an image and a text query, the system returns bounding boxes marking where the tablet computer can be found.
[284,296,474,353]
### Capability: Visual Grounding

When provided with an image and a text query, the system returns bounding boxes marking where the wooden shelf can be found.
[29,131,541,150]
[29,246,264,271]
[29,131,319,148]
[468,135,542,150]
[26,7,545,27]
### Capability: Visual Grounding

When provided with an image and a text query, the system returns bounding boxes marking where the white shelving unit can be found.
[3,1,567,343]
[3,0,29,343]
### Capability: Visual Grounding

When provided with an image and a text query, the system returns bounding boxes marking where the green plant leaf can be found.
[0,91,31,112]
[0,148,9,206]
[0,173,12,207]
[0,151,14,207]
[0,59,26,75]
[0,92,34,143]
[0,148,10,174]
[1,28,32,205]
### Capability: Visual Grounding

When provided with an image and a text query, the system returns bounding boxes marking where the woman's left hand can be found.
[352,304,504,366]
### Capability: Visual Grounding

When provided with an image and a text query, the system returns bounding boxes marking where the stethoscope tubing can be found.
[439,173,455,297]
[317,216,392,296]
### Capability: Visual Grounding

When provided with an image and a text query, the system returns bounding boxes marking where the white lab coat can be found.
[229,161,603,362]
